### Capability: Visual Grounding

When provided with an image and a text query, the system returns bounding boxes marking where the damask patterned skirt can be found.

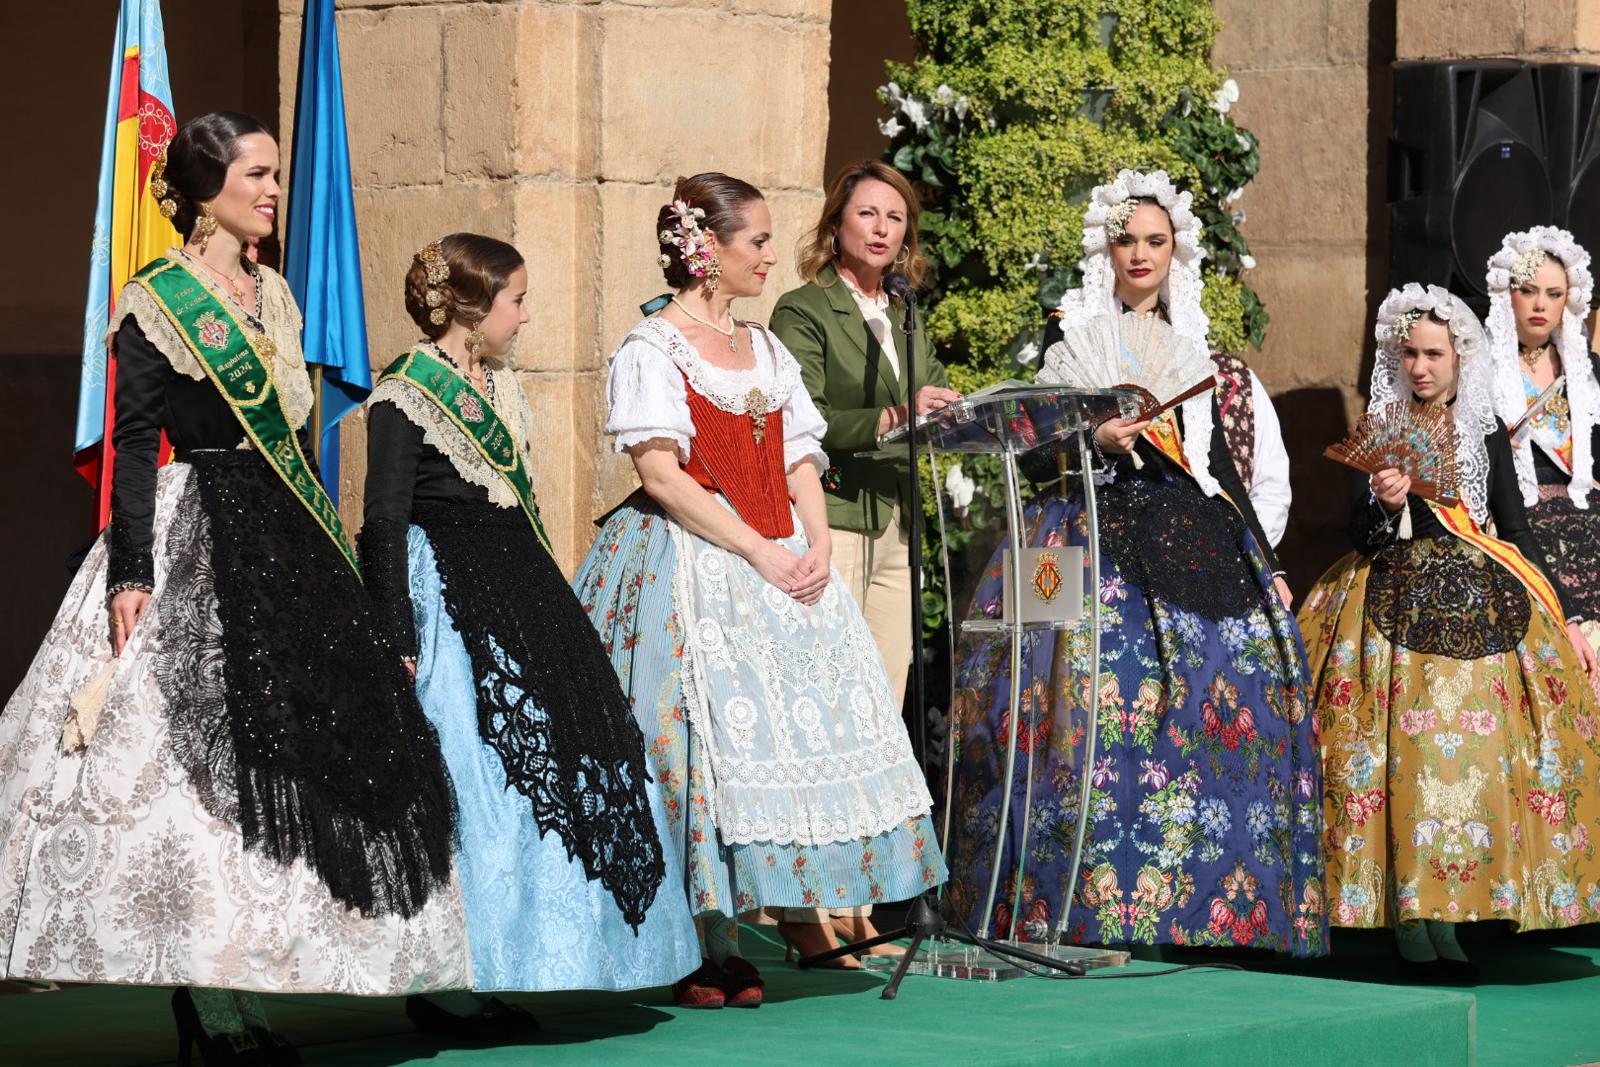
[0,463,471,993]
[573,493,946,918]
[1529,485,1600,648]
[404,517,700,990]
[947,470,1328,957]
[1300,534,1600,930]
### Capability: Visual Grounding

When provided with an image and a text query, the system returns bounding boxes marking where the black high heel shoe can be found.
[404,995,541,1040]
[171,988,271,1066]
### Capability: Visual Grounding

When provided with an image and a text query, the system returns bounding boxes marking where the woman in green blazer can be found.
[769,159,960,965]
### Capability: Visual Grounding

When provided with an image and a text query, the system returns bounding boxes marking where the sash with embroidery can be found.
[1140,410,1241,512]
[378,348,553,553]
[1428,500,1564,621]
[132,257,358,573]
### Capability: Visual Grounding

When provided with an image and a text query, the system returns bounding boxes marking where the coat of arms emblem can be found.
[194,311,230,351]
[1032,551,1064,604]
[455,390,484,422]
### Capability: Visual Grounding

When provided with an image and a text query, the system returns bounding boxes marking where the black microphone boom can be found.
[884,271,916,305]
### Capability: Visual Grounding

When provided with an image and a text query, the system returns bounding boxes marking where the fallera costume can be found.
[361,342,701,991]
[0,253,471,994]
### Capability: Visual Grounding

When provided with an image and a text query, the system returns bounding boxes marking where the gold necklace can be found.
[184,248,251,305]
[1520,342,1551,369]
[671,297,739,352]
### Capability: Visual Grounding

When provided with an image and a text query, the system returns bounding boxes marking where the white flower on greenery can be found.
[1225,188,1244,205]
[954,95,970,120]
[1017,340,1040,365]
[1232,209,1247,227]
[935,83,956,106]
[881,81,904,106]
[1235,133,1252,153]
[1240,254,1257,271]
[901,97,929,131]
[1211,78,1240,114]
[878,115,904,138]
[1023,251,1046,272]
[945,463,977,512]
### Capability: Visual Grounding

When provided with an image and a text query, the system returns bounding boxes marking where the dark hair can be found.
[164,111,273,237]
[798,159,929,289]
[404,232,525,340]
[656,173,765,289]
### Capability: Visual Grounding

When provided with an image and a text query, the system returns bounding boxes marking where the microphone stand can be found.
[896,278,928,772]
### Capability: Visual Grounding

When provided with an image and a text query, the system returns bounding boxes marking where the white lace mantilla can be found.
[666,499,934,848]
[107,254,314,434]
[1370,283,1496,524]
[366,358,531,510]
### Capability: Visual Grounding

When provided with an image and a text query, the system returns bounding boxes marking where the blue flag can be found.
[283,0,369,504]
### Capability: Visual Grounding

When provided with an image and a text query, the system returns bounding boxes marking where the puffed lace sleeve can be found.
[764,328,828,474]
[606,332,694,463]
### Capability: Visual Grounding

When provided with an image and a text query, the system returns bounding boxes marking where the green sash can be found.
[379,348,554,553]
[132,257,359,574]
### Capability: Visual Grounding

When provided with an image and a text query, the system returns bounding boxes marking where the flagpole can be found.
[311,365,324,467]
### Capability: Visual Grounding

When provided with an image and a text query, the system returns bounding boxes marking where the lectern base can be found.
[858,938,1130,982]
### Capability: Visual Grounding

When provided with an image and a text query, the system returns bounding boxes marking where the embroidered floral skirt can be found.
[573,494,946,918]
[0,464,471,993]
[946,471,1328,957]
[406,523,700,990]
[1530,485,1600,648]
[1300,534,1600,930]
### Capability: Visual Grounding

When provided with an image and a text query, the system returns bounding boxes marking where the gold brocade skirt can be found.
[1299,536,1600,930]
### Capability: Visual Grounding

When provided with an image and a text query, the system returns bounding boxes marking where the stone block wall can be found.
[278,0,832,569]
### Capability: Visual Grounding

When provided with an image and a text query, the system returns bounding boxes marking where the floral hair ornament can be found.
[417,240,451,325]
[1509,248,1551,288]
[659,198,722,294]
[150,143,178,220]
[1392,308,1424,346]
[1103,198,1139,241]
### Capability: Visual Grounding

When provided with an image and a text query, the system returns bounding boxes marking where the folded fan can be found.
[1042,312,1216,420]
[1323,400,1461,506]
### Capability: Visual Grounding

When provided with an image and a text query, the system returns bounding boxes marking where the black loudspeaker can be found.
[1539,63,1600,260]
[1390,60,1551,306]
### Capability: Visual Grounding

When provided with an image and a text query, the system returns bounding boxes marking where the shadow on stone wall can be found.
[1275,386,1359,597]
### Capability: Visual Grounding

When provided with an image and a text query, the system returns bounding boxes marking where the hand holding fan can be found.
[1323,400,1461,506]
[1042,313,1216,421]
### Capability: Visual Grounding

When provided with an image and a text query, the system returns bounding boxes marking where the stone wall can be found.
[278,0,832,570]
[1397,0,1600,62]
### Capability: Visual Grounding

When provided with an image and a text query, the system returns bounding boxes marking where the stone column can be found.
[279,0,831,570]
[1397,0,1600,61]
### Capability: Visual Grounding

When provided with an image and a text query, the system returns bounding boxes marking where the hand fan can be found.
[1042,312,1216,420]
[1509,374,1566,444]
[1323,400,1460,506]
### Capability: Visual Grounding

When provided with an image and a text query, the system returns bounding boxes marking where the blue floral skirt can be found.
[409,528,701,990]
[946,470,1328,956]
[573,496,946,918]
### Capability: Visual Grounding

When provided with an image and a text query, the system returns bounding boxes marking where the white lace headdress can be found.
[1043,168,1219,495]
[1370,284,1496,524]
[1483,226,1598,509]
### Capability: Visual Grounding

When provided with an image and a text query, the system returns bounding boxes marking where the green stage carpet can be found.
[5,923,1599,1066]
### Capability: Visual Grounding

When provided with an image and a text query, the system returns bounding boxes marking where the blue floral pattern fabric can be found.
[946,468,1328,956]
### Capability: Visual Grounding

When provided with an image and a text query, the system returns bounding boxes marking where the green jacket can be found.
[770,265,949,535]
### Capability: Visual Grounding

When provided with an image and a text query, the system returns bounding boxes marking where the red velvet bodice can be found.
[682,377,794,538]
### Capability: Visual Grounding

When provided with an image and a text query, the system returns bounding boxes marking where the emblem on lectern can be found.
[1032,551,1063,603]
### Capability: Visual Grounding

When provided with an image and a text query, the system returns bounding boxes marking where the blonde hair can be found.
[797,160,929,290]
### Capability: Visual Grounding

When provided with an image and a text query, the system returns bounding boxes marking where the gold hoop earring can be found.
[194,202,218,254]
[465,326,485,360]
[831,233,840,258]
[894,245,910,267]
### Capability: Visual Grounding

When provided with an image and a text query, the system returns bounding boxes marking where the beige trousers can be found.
[778,507,913,925]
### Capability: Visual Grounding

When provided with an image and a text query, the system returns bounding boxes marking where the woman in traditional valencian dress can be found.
[946,169,1328,958]
[360,233,699,1031]
[574,173,946,1008]
[1300,284,1600,978]
[1484,227,1600,652]
[0,113,469,1062]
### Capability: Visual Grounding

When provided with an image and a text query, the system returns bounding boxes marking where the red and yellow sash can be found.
[1429,500,1564,621]
[1140,410,1239,510]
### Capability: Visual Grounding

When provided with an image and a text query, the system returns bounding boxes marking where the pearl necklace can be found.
[671,297,739,352]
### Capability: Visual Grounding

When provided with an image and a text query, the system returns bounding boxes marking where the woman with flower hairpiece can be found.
[1484,227,1600,653]
[573,173,946,1009]
[0,113,470,1063]
[1299,283,1600,979]
[945,169,1327,959]
[360,233,699,1035]
[766,159,962,963]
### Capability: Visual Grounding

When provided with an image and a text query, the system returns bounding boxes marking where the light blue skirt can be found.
[409,527,701,990]
[572,497,946,917]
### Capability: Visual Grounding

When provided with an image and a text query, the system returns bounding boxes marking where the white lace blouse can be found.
[606,317,828,475]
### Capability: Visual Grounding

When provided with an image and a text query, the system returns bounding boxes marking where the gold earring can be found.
[895,245,910,266]
[465,326,485,359]
[704,255,722,295]
[831,233,841,258]
[194,202,218,254]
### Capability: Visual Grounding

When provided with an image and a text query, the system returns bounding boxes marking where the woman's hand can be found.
[109,589,151,655]
[403,658,418,681]
[749,540,805,594]
[877,386,964,437]
[788,540,832,606]
[1094,417,1151,455]
[1567,622,1598,680]
[1273,575,1294,612]
[1372,468,1412,514]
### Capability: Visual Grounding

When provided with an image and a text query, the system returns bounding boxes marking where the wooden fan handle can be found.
[1139,378,1215,421]
[1322,449,1459,507]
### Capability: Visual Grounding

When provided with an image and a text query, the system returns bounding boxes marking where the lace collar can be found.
[625,317,801,415]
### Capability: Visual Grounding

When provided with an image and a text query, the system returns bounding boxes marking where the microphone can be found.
[884,271,916,305]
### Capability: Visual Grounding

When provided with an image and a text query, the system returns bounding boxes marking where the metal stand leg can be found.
[932,451,960,874]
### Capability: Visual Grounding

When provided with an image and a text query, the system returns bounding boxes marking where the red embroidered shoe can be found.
[672,960,726,1009]
[718,956,764,1008]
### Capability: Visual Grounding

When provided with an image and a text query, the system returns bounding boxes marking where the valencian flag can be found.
[284,0,371,503]
[75,0,179,529]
